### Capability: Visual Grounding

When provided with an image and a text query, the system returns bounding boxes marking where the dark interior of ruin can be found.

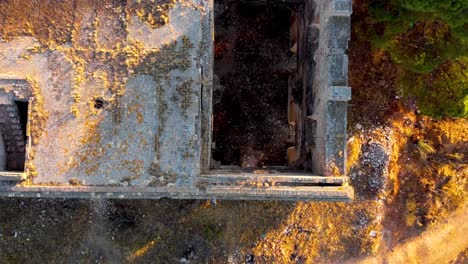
[212,1,297,168]
[15,101,28,141]
[0,101,28,172]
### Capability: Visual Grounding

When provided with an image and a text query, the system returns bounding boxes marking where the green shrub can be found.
[365,0,468,117]
[399,57,468,118]
[369,0,468,42]
[387,21,464,73]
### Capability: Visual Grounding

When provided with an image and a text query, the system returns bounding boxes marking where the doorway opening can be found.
[212,1,300,169]
[0,100,28,172]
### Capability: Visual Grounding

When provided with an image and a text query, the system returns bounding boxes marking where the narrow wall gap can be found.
[15,100,28,141]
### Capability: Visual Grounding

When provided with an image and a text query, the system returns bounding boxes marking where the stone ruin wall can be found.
[200,0,352,177]
[309,0,352,176]
[0,0,212,187]
[0,0,352,193]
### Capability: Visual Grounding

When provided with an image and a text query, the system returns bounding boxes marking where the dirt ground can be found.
[1,1,467,263]
[212,3,293,167]
[358,202,468,264]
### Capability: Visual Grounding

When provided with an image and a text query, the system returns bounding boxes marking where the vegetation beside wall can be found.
[400,57,468,118]
[363,0,468,118]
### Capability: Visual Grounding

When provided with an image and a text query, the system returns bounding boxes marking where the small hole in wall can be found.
[93,98,106,110]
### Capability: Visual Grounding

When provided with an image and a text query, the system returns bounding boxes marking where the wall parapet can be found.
[311,0,352,175]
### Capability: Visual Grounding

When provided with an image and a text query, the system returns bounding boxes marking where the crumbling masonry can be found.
[0,0,353,201]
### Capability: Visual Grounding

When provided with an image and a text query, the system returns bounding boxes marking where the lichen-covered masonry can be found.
[0,0,210,187]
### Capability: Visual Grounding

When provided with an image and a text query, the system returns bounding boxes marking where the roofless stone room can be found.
[0,0,353,201]
[212,1,293,168]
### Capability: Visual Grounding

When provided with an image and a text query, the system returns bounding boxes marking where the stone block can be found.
[330,0,352,16]
[288,101,300,125]
[305,117,316,150]
[327,54,349,86]
[0,133,5,170]
[326,86,352,102]
[287,147,299,165]
[306,24,320,57]
[327,16,351,53]
[324,101,348,175]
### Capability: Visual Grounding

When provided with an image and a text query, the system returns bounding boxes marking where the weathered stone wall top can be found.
[0,0,212,187]
[0,0,354,201]
[311,0,352,175]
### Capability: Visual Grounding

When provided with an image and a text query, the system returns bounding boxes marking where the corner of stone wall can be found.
[311,0,352,176]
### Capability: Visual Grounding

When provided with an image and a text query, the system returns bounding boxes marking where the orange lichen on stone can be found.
[59,118,105,176]
[130,0,179,29]
[25,77,49,146]
[0,0,75,45]
[23,77,49,181]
